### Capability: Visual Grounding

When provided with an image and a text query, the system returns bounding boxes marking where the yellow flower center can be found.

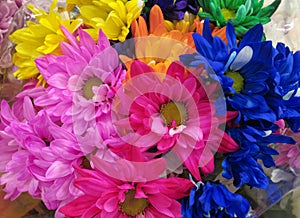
[160,101,188,127]
[225,71,244,93]
[119,189,149,216]
[221,8,236,21]
[82,77,102,100]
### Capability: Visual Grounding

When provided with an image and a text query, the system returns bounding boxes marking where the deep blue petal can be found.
[203,19,213,44]
[239,24,263,47]
[226,22,237,49]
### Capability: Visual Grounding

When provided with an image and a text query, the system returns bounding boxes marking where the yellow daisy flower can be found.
[67,0,144,41]
[10,0,82,86]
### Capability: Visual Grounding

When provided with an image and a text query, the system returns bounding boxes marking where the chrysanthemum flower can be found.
[59,155,194,217]
[0,97,84,213]
[181,20,278,122]
[9,0,82,86]
[0,0,21,47]
[33,27,125,153]
[127,5,226,75]
[131,5,227,48]
[266,43,300,132]
[181,181,250,218]
[111,60,238,180]
[276,129,300,169]
[222,120,295,188]
[66,0,144,41]
[143,0,200,21]
[198,0,281,38]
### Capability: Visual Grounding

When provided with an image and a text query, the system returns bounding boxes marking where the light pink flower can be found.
[0,97,84,211]
[33,27,126,153]
[110,60,238,180]
[276,129,300,169]
[59,155,193,218]
[0,0,20,46]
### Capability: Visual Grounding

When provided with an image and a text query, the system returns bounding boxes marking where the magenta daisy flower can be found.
[33,27,126,153]
[111,61,238,180]
[276,129,300,169]
[0,97,84,211]
[59,155,193,217]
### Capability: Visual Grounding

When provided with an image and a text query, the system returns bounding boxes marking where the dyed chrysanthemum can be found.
[0,97,84,213]
[181,181,250,218]
[132,5,227,47]
[266,43,300,132]
[181,20,278,123]
[127,5,226,75]
[198,0,281,38]
[9,0,82,86]
[33,27,125,153]
[59,155,193,217]
[66,0,144,41]
[276,129,300,169]
[222,120,295,188]
[0,0,22,47]
[112,60,238,180]
[143,0,200,21]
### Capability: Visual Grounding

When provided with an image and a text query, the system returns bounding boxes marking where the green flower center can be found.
[221,8,236,20]
[225,71,244,93]
[119,189,149,216]
[160,101,188,127]
[82,77,102,100]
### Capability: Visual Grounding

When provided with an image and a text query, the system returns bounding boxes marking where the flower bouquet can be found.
[0,0,300,217]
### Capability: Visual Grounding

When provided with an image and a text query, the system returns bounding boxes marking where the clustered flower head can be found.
[198,0,281,38]
[1,0,300,218]
[0,0,23,47]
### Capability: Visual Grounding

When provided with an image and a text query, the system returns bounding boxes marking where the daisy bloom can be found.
[0,97,84,212]
[198,0,281,38]
[126,5,226,75]
[111,60,238,180]
[182,181,250,218]
[276,129,300,169]
[0,0,21,47]
[131,5,227,48]
[67,0,144,41]
[59,155,193,217]
[142,0,200,21]
[181,20,278,123]
[9,0,82,86]
[33,27,125,153]
[266,42,300,132]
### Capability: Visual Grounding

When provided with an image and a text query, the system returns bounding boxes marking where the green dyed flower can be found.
[198,0,281,38]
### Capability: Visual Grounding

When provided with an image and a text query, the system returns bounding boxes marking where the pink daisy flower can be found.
[0,97,84,212]
[59,155,193,218]
[111,60,238,180]
[276,128,300,169]
[33,27,126,153]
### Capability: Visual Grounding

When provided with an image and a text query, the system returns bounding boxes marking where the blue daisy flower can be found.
[266,43,300,132]
[181,19,278,122]
[223,121,295,188]
[182,181,250,218]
